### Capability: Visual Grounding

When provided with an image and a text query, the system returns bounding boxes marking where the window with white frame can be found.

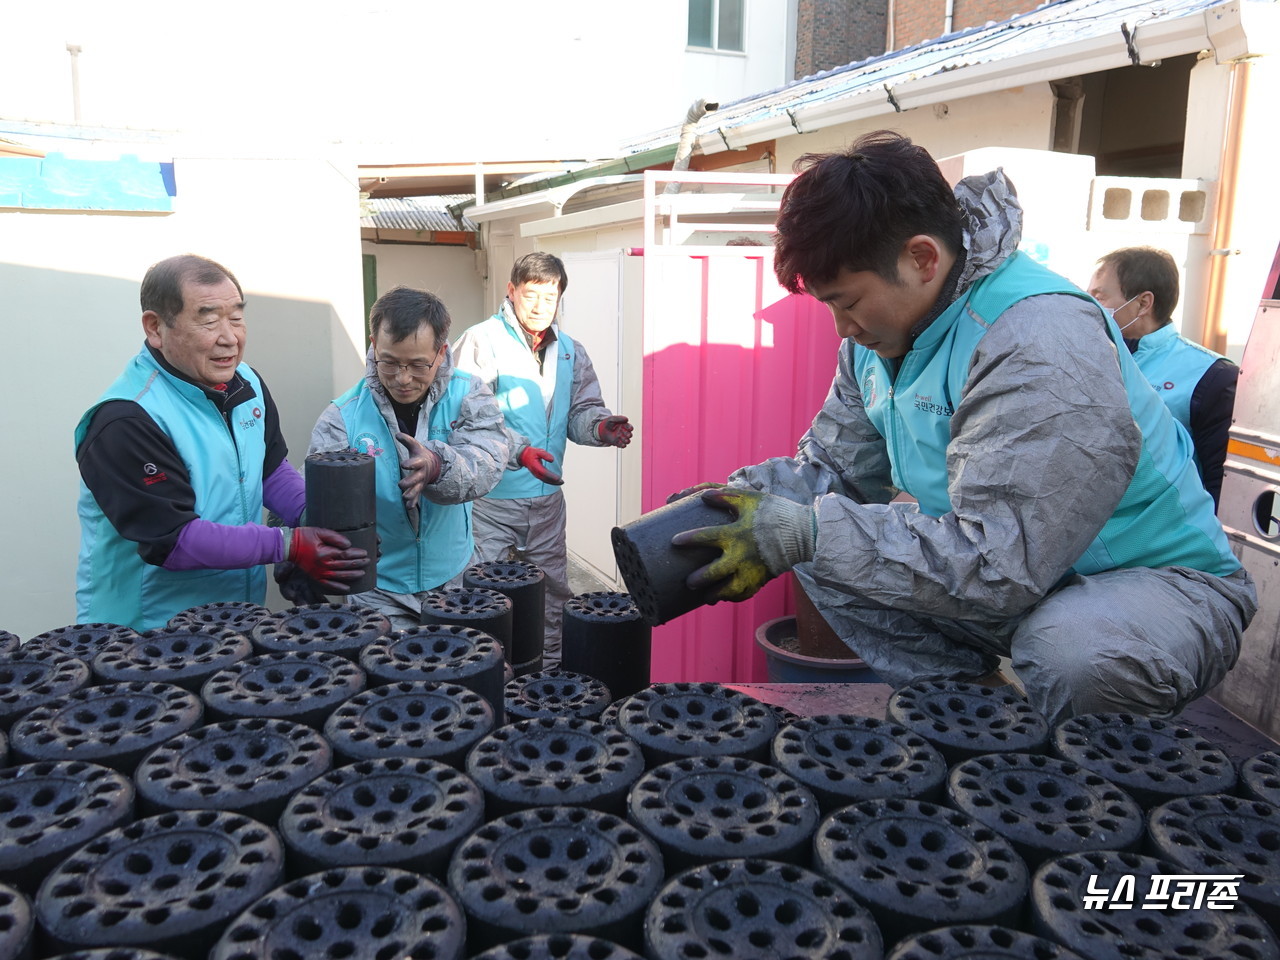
[688,0,744,52]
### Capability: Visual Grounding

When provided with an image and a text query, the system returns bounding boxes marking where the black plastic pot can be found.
[420,589,514,662]
[359,625,506,724]
[278,756,484,880]
[465,560,546,665]
[133,718,332,824]
[34,809,284,960]
[0,760,134,895]
[323,680,495,768]
[250,603,390,661]
[610,495,731,626]
[770,714,948,812]
[209,866,466,960]
[304,450,375,531]
[561,593,651,702]
[644,858,883,960]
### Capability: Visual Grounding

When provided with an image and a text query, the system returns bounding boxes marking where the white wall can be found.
[362,241,486,336]
[683,0,793,113]
[0,150,365,640]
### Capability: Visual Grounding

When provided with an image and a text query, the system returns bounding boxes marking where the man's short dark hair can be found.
[369,286,452,346]
[773,130,964,294]
[1097,246,1180,326]
[510,252,569,295]
[140,254,242,325]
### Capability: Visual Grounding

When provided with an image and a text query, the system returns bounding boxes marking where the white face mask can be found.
[1107,294,1143,333]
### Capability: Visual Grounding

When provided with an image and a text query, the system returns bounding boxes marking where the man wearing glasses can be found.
[309,286,508,628]
[75,254,370,630]
[453,252,633,666]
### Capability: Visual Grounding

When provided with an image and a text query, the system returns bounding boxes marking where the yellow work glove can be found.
[671,487,817,603]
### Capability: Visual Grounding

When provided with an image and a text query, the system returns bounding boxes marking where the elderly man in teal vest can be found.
[1088,246,1238,508]
[76,254,369,630]
[309,286,508,629]
[453,252,633,666]
[673,132,1256,725]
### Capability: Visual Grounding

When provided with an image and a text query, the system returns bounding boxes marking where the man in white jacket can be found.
[453,253,633,665]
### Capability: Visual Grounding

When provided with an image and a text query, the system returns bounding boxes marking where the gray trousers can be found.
[470,490,569,666]
[795,564,1257,727]
[347,569,467,633]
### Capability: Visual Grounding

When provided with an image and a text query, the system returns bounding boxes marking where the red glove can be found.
[396,432,443,503]
[597,415,633,448]
[286,527,368,593]
[518,446,564,485]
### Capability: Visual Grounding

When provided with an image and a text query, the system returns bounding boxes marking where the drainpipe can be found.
[1201,60,1250,354]
[663,99,719,194]
[886,0,896,52]
[66,43,82,124]
[943,0,954,35]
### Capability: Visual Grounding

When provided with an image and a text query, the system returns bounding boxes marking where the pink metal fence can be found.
[637,171,841,682]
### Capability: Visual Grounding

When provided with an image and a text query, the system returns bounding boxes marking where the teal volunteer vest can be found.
[474,311,576,499]
[853,252,1238,577]
[335,372,473,593]
[75,349,269,630]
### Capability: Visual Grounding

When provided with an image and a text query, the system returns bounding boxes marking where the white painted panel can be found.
[559,250,627,587]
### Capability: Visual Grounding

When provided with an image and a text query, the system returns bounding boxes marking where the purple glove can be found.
[518,446,564,485]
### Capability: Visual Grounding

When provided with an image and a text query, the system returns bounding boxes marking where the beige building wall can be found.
[0,153,365,640]
[361,241,486,336]
[772,83,1057,172]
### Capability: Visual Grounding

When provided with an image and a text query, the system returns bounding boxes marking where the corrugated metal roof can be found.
[621,0,1257,154]
[361,195,477,232]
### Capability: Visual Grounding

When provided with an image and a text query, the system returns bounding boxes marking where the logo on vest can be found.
[142,462,168,486]
[914,393,953,417]
[1163,381,1175,390]
[861,371,878,407]
[353,432,384,457]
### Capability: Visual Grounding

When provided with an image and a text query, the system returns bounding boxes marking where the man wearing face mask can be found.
[1088,246,1238,507]
[309,286,508,628]
[453,253,633,665]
